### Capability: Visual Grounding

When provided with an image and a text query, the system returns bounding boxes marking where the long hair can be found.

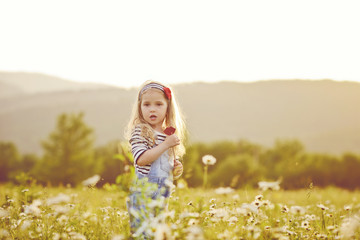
[125,80,186,158]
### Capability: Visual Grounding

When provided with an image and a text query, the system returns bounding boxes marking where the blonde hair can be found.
[125,80,186,158]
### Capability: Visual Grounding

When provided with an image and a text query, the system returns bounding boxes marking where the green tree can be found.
[0,142,20,182]
[95,141,133,185]
[210,154,261,188]
[34,112,97,186]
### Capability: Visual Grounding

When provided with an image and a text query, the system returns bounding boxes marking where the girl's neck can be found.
[152,126,164,134]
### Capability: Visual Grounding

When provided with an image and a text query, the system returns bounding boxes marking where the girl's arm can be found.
[137,134,180,166]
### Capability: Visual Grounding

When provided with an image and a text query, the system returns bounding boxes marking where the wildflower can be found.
[24,199,42,217]
[154,224,173,240]
[217,230,231,239]
[281,205,289,213]
[209,198,216,203]
[301,220,310,228]
[111,234,125,240]
[68,232,86,240]
[241,203,258,214]
[215,187,234,195]
[207,208,229,220]
[188,219,198,226]
[52,205,70,215]
[258,180,281,191]
[245,225,261,239]
[290,206,306,215]
[179,212,200,219]
[0,208,9,218]
[236,207,247,215]
[21,189,29,193]
[344,205,352,211]
[202,155,216,165]
[232,194,240,200]
[317,204,329,211]
[82,174,101,187]
[177,179,187,189]
[228,216,238,224]
[57,215,69,225]
[47,193,71,205]
[20,220,32,231]
[262,200,274,209]
[0,229,10,238]
[255,194,263,201]
[252,199,262,208]
[185,226,204,240]
[340,214,360,239]
[52,232,61,240]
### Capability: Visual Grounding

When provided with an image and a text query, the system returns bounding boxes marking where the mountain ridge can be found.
[0,72,359,155]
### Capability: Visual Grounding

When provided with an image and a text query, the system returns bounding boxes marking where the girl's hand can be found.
[163,134,180,148]
[173,160,183,179]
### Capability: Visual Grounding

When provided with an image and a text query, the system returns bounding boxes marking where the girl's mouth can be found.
[150,115,157,121]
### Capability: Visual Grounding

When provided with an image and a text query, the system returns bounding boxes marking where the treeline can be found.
[0,113,132,187]
[183,140,360,190]
[1,112,360,190]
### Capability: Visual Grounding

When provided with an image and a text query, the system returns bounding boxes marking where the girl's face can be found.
[140,89,168,131]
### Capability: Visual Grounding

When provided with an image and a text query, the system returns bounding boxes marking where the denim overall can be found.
[127,148,174,238]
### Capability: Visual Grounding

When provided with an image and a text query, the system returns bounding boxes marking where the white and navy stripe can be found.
[129,126,166,176]
[139,83,165,100]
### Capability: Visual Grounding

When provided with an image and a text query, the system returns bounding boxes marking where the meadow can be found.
[1,183,359,240]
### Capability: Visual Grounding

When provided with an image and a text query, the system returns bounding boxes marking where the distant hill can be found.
[0,72,359,155]
[0,71,112,97]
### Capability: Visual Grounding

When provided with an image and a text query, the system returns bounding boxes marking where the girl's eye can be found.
[143,103,150,107]
[157,103,163,106]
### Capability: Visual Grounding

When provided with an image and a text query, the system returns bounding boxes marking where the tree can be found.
[35,112,97,186]
[0,142,20,182]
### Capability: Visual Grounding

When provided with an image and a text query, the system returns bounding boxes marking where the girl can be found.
[126,81,186,238]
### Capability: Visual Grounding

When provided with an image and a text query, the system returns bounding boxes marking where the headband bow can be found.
[139,83,172,100]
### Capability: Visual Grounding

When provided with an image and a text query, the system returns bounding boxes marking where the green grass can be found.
[1,184,359,239]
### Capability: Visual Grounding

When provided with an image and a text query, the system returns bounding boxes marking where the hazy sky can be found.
[1,0,359,88]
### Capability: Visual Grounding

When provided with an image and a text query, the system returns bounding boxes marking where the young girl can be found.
[126,81,186,238]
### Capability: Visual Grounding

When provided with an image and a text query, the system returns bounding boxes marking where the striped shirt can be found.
[129,126,166,176]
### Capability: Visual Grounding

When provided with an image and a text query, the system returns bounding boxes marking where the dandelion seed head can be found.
[202,155,216,165]
[82,174,101,187]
